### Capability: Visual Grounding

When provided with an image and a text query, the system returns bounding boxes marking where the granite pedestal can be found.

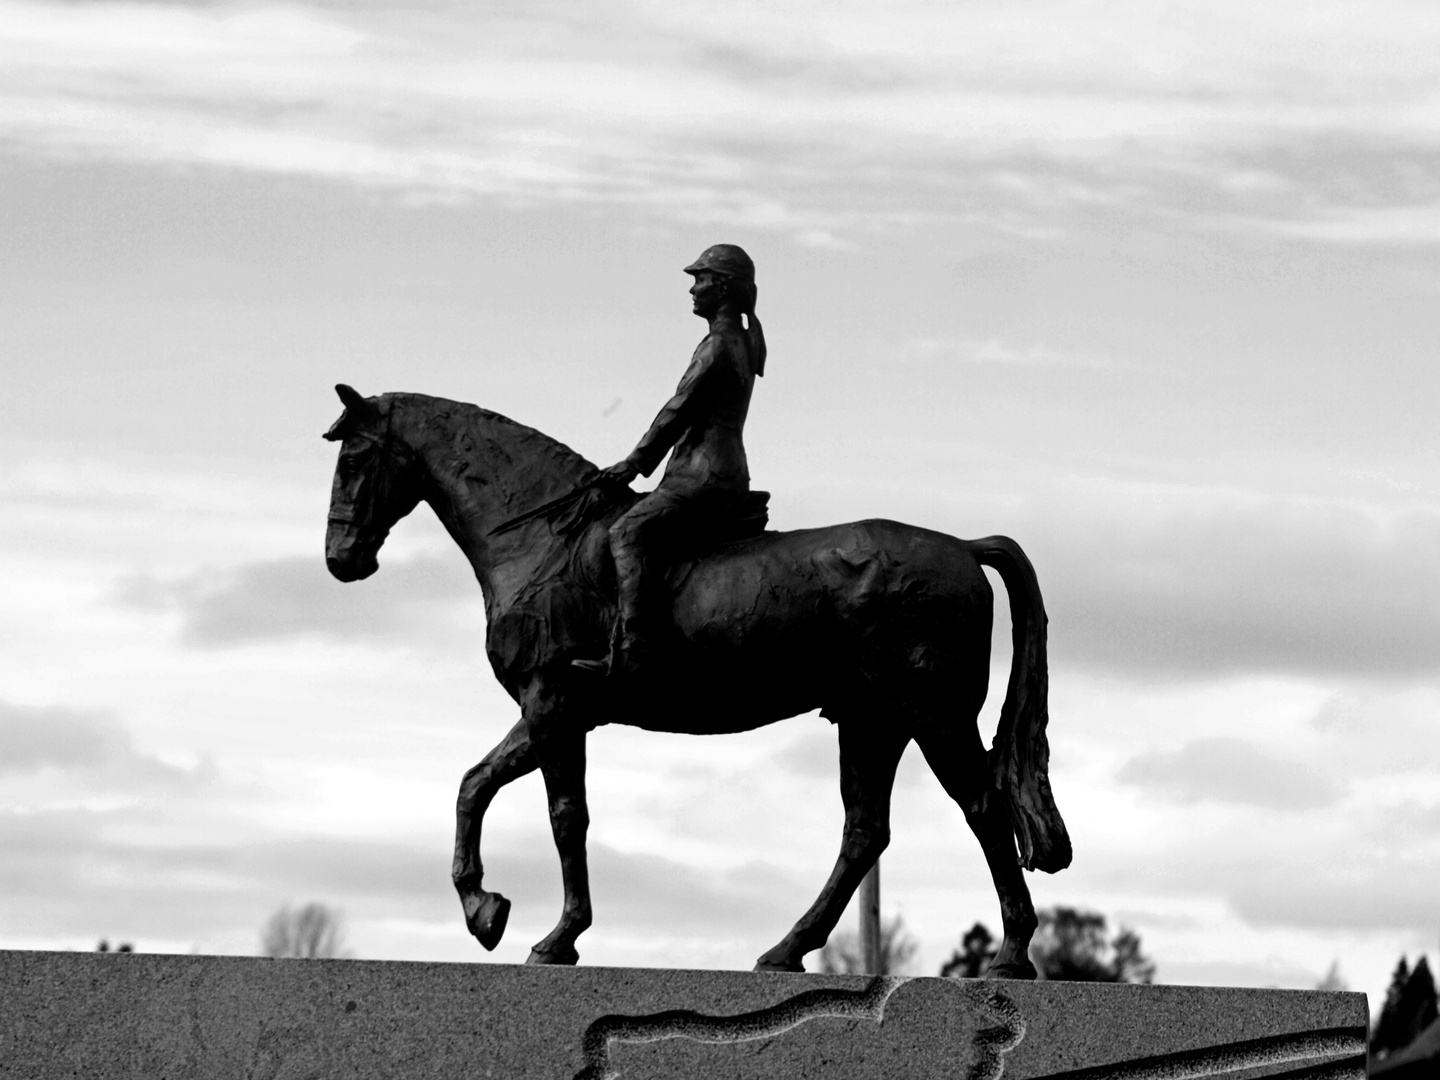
[0,950,1366,1079]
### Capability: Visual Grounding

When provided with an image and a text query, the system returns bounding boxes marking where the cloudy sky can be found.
[3,0,1439,1008]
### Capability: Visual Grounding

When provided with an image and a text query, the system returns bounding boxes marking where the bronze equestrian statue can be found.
[323,248,1071,977]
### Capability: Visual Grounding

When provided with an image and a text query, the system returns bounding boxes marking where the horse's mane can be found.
[389,392,599,498]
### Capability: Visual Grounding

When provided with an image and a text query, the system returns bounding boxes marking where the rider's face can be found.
[689,271,728,317]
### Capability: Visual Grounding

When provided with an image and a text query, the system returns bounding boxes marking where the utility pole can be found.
[859,860,881,974]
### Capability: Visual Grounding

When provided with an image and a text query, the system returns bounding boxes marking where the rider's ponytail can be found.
[739,280,766,377]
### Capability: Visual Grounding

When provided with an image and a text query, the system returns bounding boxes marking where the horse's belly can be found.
[622,690,822,736]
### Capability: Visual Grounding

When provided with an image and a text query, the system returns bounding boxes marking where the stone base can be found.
[0,950,1366,1079]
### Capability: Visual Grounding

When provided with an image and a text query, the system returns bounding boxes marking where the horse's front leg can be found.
[453,717,538,950]
[526,699,592,966]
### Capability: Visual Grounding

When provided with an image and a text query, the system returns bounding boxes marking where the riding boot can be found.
[570,621,651,678]
[611,617,653,677]
[571,540,651,677]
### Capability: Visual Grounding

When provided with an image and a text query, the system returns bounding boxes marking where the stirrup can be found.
[571,632,648,678]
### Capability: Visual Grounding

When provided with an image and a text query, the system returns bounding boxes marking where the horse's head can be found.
[323,384,423,582]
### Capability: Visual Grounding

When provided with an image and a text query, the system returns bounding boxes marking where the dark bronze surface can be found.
[324,383,1070,975]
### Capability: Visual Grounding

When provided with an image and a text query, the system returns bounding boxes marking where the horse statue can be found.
[323,384,1071,977]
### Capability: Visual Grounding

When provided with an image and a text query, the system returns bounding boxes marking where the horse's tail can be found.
[970,535,1072,873]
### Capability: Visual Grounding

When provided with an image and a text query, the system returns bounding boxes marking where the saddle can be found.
[569,490,771,675]
[649,491,769,602]
[707,490,770,547]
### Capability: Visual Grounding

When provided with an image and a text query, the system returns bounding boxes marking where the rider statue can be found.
[573,243,767,677]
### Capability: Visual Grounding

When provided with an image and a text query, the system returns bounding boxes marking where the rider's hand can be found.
[598,460,640,486]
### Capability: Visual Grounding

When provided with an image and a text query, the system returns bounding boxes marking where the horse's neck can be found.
[397,395,595,610]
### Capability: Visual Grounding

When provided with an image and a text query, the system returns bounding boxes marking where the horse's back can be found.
[684,518,986,597]
[676,517,994,661]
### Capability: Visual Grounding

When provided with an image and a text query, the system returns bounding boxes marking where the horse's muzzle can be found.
[326,550,377,582]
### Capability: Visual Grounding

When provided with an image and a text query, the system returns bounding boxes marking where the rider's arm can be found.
[624,342,722,477]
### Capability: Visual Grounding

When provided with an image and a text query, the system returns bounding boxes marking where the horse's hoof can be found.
[465,892,511,951]
[526,943,580,966]
[753,947,805,973]
[753,959,805,973]
[986,959,1038,981]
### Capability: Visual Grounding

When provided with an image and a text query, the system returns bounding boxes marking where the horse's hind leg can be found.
[754,717,910,973]
[914,719,1038,980]
[453,717,538,951]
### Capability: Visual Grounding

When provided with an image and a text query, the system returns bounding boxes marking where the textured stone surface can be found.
[0,950,1366,1080]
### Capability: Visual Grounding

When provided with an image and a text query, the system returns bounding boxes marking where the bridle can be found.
[327,401,410,535]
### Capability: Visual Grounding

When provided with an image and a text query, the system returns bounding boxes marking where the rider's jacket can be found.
[624,319,755,497]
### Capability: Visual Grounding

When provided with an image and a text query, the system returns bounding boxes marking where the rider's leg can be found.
[572,497,662,674]
[598,489,692,672]
[607,502,652,657]
[572,486,729,675]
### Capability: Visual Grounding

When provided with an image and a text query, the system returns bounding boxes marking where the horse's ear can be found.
[336,384,366,410]
[324,383,372,441]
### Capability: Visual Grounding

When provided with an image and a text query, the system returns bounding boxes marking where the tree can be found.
[1110,926,1156,984]
[261,902,350,959]
[1400,958,1438,1045]
[940,922,999,979]
[1028,906,1154,983]
[819,915,918,976]
[1372,957,1411,1055]
[1316,960,1347,992]
[1372,956,1438,1058]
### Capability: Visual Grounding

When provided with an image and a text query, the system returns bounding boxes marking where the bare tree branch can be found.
[260,903,350,959]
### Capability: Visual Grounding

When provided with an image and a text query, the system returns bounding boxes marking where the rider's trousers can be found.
[607,485,741,655]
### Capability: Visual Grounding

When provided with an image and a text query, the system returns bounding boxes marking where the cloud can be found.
[587,844,807,937]
[0,805,457,940]
[113,552,483,649]
[773,726,837,780]
[900,337,1116,370]
[1160,957,1327,990]
[1037,496,1440,679]
[0,701,129,775]
[1307,688,1440,775]
[1077,792,1440,936]
[4,0,1440,239]
[1260,198,1440,245]
[1117,737,1345,810]
[0,699,198,787]
[0,691,813,953]
[0,795,807,955]
[1228,856,1440,933]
